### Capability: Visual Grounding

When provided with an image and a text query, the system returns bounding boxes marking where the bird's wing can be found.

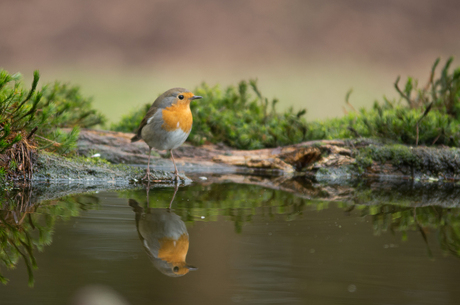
[131,105,159,142]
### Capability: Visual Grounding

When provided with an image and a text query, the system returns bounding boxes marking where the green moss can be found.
[308,57,460,147]
[68,155,113,166]
[0,69,107,180]
[353,143,460,177]
[307,104,460,146]
[189,80,308,149]
[33,151,182,182]
[110,103,150,133]
[355,153,373,173]
[0,168,8,190]
[39,81,106,129]
[0,70,106,155]
[360,145,417,166]
[109,58,460,150]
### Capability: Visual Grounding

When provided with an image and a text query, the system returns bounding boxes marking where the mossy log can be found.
[75,129,460,181]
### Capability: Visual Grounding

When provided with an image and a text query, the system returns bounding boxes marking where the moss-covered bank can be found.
[32,151,189,183]
[2,57,460,184]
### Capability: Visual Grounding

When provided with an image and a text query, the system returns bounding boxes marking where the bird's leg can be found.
[168,183,179,210]
[142,147,152,180]
[146,178,151,202]
[170,149,180,182]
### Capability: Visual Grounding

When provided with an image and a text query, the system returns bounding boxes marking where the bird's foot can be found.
[141,171,157,181]
[172,171,186,183]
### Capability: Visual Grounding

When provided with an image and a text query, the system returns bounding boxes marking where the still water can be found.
[0,181,459,305]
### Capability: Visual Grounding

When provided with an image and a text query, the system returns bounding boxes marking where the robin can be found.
[129,186,197,277]
[131,88,202,181]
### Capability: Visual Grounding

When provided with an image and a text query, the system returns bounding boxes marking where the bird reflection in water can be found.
[129,184,197,277]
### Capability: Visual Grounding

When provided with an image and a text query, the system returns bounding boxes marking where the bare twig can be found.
[345,89,356,112]
[35,135,62,147]
[26,127,38,140]
[432,133,442,146]
[394,76,413,107]
[347,126,361,138]
[20,143,26,181]
[425,57,440,91]
[413,208,433,258]
[415,102,433,146]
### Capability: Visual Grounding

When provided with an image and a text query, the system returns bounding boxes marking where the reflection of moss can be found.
[0,188,99,286]
[1,180,460,286]
[343,179,460,207]
[357,204,460,258]
[120,182,460,259]
[118,184,313,232]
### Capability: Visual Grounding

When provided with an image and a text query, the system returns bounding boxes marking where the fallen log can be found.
[74,129,460,181]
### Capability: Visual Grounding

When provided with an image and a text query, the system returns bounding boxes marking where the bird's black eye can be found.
[173,266,179,272]
[178,95,184,100]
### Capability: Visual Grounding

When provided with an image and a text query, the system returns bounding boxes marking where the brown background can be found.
[1,0,459,122]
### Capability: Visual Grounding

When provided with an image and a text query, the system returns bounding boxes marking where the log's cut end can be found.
[279,147,322,171]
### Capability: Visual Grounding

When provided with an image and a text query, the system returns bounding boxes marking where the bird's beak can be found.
[187,265,198,271]
[191,95,202,100]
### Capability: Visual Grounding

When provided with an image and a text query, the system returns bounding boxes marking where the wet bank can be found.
[5,130,458,188]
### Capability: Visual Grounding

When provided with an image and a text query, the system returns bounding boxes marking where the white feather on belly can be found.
[142,127,190,150]
[159,128,190,150]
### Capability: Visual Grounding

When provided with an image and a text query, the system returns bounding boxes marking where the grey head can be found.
[151,87,192,109]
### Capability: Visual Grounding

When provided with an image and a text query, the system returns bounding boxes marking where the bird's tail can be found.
[131,134,141,142]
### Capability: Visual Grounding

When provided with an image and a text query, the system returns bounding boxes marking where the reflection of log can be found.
[192,174,460,208]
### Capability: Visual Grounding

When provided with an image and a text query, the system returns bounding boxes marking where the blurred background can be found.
[1,0,459,124]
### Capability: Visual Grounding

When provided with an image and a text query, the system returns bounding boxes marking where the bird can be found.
[131,88,202,181]
[129,186,197,277]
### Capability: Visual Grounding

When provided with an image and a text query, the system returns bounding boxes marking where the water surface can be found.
[0,182,459,305]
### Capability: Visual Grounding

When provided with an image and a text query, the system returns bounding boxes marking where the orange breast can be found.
[161,103,193,133]
[157,233,189,264]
